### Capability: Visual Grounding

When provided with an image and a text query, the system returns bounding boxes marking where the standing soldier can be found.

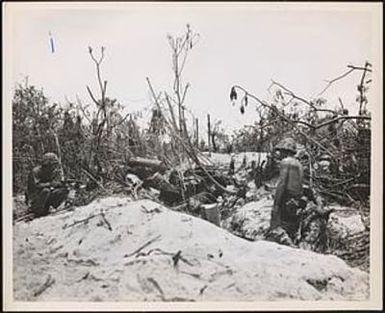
[268,138,305,246]
[26,152,69,217]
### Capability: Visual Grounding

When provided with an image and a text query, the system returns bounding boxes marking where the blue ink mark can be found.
[49,31,55,53]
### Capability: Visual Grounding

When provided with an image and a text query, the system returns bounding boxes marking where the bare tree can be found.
[165,24,200,158]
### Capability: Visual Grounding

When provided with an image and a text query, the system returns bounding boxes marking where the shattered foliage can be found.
[12,37,372,299]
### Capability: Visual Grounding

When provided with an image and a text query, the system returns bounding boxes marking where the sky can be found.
[4,2,382,135]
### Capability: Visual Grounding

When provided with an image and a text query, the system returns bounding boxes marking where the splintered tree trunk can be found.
[207,113,211,155]
[180,107,186,160]
[195,118,199,148]
[211,134,217,152]
[52,130,65,181]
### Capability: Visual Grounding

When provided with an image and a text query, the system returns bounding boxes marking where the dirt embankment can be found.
[13,196,369,302]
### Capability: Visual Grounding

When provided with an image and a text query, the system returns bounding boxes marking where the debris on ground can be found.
[13,150,370,275]
[13,196,368,301]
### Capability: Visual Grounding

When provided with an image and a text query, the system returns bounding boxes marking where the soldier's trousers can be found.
[30,187,69,217]
[268,196,304,246]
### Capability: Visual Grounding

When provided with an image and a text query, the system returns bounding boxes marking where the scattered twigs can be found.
[124,235,162,258]
[15,212,34,223]
[81,168,108,192]
[76,271,90,283]
[136,247,195,266]
[62,213,100,229]
[328,177,356,188]
[33,274,55,297]
[100,210,112,231]
[146,277,165,299]
[172,250,182,267]
[141,205,162,214]
[312,115,371,130]
[67,258,99,266]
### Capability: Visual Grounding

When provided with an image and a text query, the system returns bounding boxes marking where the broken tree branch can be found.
[271,80,336,114]
[312,115,371,130]
[62,213,101,229]
[86,86,99,107]
[33,275,55,297]
[100,210,112,231]
[318,63,372,96]
[124,235,162,258]
[76,95,92,124]
[81,168,108,192]
[232,85,335,157]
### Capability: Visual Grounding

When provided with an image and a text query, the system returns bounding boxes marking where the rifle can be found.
[24,179,85,205]
[58,179,86,190]
[19,180,86,223]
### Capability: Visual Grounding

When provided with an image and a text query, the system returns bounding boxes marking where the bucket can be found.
[201,204,221,227]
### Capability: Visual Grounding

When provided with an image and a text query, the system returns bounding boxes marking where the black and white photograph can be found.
[3,2,383,311]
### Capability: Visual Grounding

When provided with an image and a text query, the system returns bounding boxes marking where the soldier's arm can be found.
[49,168,66,188]
[274,159,290,208]
[53,167,63,182]
[32,169,63,189]
[271,159,289,228]
[29,171,51,189]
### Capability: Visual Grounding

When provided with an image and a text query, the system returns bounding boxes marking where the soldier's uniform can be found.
[26,153,69,217]
[268,138,305,246]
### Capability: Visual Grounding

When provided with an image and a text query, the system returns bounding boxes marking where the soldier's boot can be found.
[266,226,296,248]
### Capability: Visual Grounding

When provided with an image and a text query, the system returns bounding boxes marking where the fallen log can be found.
[127,157,167,173]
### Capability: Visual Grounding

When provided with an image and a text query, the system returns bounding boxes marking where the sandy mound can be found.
[13,196,368,301]
[223,196,273,241]
[327,206,367,239]
[224,196,367,242]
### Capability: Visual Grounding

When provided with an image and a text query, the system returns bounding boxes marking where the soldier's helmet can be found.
[275,138,297,154]
[319,154,331,161]
[42,152,59,166]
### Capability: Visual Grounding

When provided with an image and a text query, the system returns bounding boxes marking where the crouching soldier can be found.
[26,152,69,217]
[266,138,306,247]
[295,185,333,252]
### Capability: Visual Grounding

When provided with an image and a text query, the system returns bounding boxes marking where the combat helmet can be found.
[275,138,297,154]
[42,152,59,166]
[319,154,332,161]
